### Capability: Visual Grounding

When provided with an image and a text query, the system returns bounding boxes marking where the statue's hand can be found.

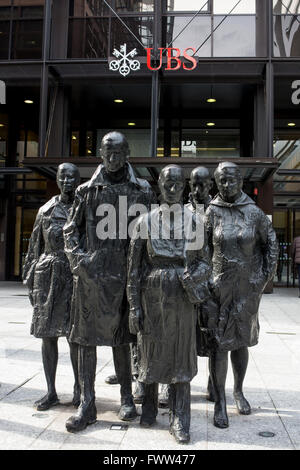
[129,307,143,335]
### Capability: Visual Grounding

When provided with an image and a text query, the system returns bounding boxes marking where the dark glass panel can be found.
[68,18,109,58]
[0,5,11,19]
[13,0,44,18]
[11,19,43,59]
[110,16,154,55]
[69,0,109,17]
[0,21,10,59]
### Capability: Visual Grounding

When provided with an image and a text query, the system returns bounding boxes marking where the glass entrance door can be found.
[273,209,300,287]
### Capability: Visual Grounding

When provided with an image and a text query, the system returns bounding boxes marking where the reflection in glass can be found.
[13,0,44,18]
[181,130,240,158]
[0,21,9,59]
[0,114,7,165]
[274,15,300,56]
[274,139,300,190]
[163,16,211,57]
[68,18,109,58]
[11,19,43,59]
[167,0,209,11]
[0,6,11,19]
[213,0,255,14]
[111,17,153,54]
[115,0,154,12]
[213,15,255,56]
[273,0,300,15]
[70,0,109,16]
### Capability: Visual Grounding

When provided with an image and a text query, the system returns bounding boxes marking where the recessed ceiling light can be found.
[72,135,77,140]
[206,122,215,127]
[128,122,136,126]
[114,99,124,103]
[87,150,92,154]
[24,99,34,104]
[288,122,296,127]
[207,98,216,103]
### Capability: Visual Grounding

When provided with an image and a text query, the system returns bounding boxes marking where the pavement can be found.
[0,281,300,451]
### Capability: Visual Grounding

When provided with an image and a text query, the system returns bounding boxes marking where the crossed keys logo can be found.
[109,43,141,77]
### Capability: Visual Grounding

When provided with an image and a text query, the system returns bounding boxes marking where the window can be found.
[213,0,256,14]
[167,0,210,12]
[115,0,154,12]
[273,0,300,14]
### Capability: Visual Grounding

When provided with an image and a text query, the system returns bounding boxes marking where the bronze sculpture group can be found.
[23,132,278,445]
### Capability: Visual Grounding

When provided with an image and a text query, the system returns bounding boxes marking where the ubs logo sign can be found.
[109,44,197,76]
[109,44,141,77]
[291,80,300,105]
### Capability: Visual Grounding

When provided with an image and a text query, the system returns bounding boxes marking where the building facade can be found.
[0,0,300,286]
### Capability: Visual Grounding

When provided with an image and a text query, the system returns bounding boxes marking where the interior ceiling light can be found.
[114,99,124,103]
[24,99,34,104]
[288,122,296,127]
[207,84,216,103]
[128,122,136,126]
[72,135,77,140]
[0,124,4,127]
[206,122,215,127]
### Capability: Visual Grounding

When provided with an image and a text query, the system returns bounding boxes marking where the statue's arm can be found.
[258,211,279,282]
[22,209,44,297]
[63,188,87,273]
[127,218,146,334]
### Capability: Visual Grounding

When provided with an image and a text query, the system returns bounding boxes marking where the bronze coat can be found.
[23,196,73,338]
[63,163,156,347]
[206,192,279,351]
[127,206,211,384]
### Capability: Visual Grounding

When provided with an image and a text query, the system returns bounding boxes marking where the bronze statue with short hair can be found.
[23,163,81,411]
[63,132,156,433]
[127,164,212,444]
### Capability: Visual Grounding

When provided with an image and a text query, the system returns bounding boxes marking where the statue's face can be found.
[57,165,79,195]
[190,172,211,203]
[216,168,243,202]
[101,141,128,173]
[159,169,185,204]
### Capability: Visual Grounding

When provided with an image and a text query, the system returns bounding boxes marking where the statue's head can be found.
[56,163,80,196]
[214,162,243,202]
[189,166,212,203]
[100,131,129,173]
[158,165,185,205]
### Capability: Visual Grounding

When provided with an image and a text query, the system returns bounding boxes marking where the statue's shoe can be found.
[169,426,190,444]
[133,381,145,405]
[65,402,97,433]
[119,399,137,421]
[213,402,229,429]
[34,394,59,411]
[234,392,251,415]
